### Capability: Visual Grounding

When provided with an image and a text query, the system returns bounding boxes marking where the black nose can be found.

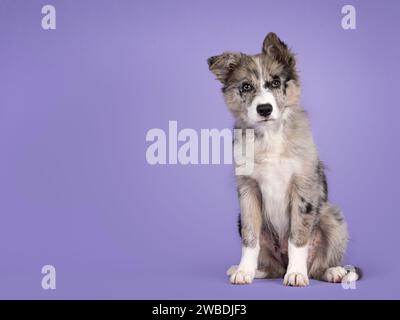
[257,103,273,117]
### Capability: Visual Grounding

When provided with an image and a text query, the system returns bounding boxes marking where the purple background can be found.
[0,0,399,299]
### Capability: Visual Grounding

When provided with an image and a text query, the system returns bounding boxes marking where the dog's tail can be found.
[351,266,363,280]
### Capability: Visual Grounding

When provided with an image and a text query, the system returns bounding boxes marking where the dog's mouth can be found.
[259,119,274,123]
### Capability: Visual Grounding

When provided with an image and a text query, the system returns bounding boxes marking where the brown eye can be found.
[241,82,253,92]
[271,79,281,88]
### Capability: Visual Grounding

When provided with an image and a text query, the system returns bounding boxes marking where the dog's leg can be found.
[284,240,310,286]
[283,179,315,287]
[230,178,262,285]
[230,244,260,284]
[308,203,362,283]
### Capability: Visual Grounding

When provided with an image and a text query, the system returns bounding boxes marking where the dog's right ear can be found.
[207,52,242,84]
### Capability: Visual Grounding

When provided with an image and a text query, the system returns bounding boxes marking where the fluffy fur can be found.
[208,32,361,286]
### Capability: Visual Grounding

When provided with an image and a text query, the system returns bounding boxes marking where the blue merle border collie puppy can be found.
[208,32,361,286]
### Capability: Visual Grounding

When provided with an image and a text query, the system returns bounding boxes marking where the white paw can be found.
[230,268,255,285]
[283,272,309,287]
[227,265,268,279]
[324,267,348,283]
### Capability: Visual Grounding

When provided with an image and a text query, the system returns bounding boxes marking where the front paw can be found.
[283,272,309,287]
[230,268,255,285]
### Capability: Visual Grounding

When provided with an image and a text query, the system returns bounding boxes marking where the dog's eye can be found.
[271,79,281,88]
[240,82,253,92]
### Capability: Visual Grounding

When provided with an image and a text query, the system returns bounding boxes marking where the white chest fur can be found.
[250,129,298,240]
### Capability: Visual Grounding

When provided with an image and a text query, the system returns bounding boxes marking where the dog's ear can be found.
[207,52,242,84]
[262,32,295,69]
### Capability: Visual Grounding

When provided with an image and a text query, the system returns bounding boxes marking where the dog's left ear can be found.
[262,32,296,69]
[207,52,242,84]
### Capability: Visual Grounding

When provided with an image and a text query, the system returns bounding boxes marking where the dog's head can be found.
[208,33,300,128]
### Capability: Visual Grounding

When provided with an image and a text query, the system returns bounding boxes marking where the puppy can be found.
[208,32,361,286]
